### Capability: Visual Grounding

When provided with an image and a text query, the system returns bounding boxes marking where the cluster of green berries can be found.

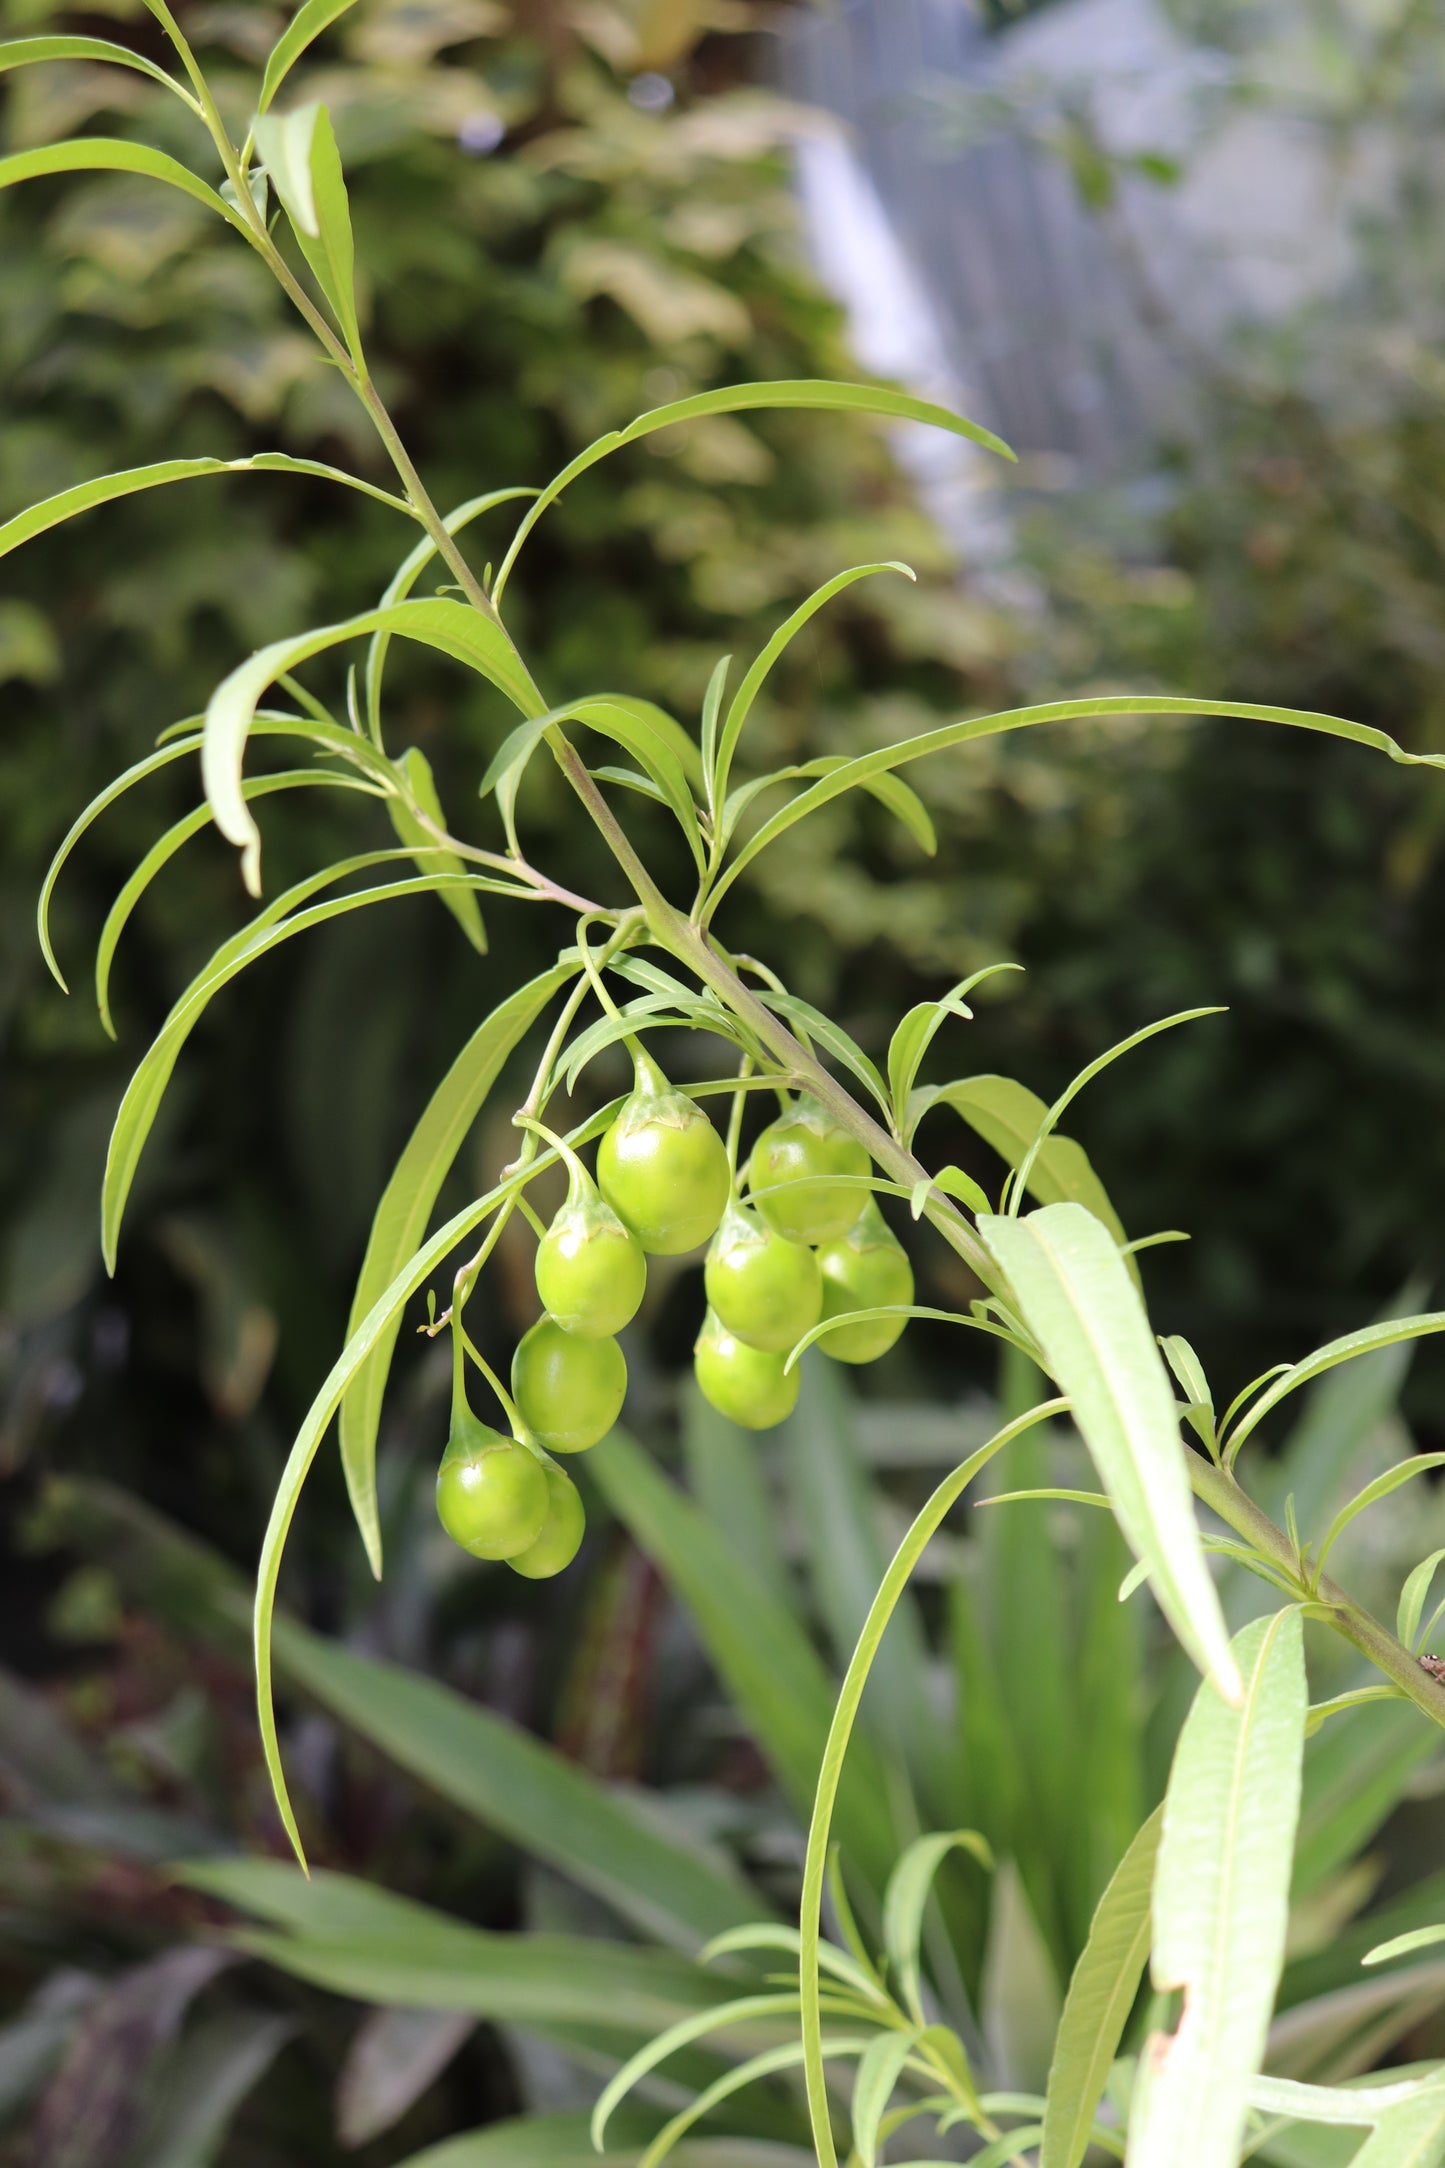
[436,1051,913,1573]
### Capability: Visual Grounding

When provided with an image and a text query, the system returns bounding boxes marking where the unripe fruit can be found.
[512,1316,626,1453]
[597,1048,730,1256]
[814,1200,914,1364]
[436,1410,549,1558]
[750,1095,870,1245]
[508,1466,586,1580]
[535,1163,646,1338]
[693,1308,800,1431]
[704,1200,822,1354]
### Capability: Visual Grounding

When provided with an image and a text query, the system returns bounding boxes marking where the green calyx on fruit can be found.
[512,1314,627,1453]
[596,1046,731,1256]
[814,1199,914,1364]
[749,1094,870,1244]
[436,1407,550,1559]
[508,1465,586,1579]
[534,1155,647,1338]
[693,1307,800,1431]
[704,1198,822,1354]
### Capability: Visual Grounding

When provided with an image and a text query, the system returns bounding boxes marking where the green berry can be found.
[512,1316,626,1453]
[693,1307,800,1431]
[750,1095,870,1245]
[436,1410,549,1559]
[508,1466,586,1579]
[597,1048,730,1256]
[535,1163,646,1338]
[814,1201,914,1364]
[704,1199,821,1354]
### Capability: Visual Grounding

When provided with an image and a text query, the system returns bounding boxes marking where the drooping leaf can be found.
[882,1831,993,2026]
[711,563,914,808]
[492,381,1015,603]
[1127,1610,1307,2168]
[366,489,536,742]
[478,696,705,866]
[1041,1806,1162,2168]
[918,1076,1127,1250]
[977,1205,1239,1701]
[706,695,1445,912]
[387,746,487,952]
[202,598,540,893]
[252,102,361,355]
[257,0,365,113]
[0,34,195,101]
[337,960,573,1570]
[0,454,413,564]
[0,138,243,230]
[885,966,1020,1124]
[586,1430,899,1888]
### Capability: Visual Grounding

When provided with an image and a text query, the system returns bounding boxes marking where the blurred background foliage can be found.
[6,0,1445,2159]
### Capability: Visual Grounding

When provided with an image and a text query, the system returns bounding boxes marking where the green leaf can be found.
[851,2029,926,2168]
[712,564,914,809]
[395,2110,812,2168]
[1226,1314,1445,1459]
[176,1862,736,2039]
[886,966,1020,1124]
[587,1430,899,1888]
[0,34,195,102]
[753,990,889,1112]
[96,768,378,1037]
[274,1622,764,1951]
[103,856,514,1268]
[1129,1610,1307,2168]
[366,490,536,743]
[976,1205,1240,1701]
[705,694,1445,913]
[636,2038,876,2168]
[1159,1336,1215,1452]
[918,1076,1128,1251]
[908,1167,992,1220]
[203,598,540,894]
[882,1831,992,2026]
[1366,1928,1445,1968]
[257,0,364,113]
[592,1994,804,2152]
[1293,1700,1440,1898]
[1251,2071,1445,2127]
[252,102,361,356]
[1347,2087,1445,2167]
[493,380,1016,603]
[700,1924,885,2007]
[479,696,704,867]
[0,454,413,564]
[700,655,731,798]
[1040,1805,1162,2168]
[1315,1456,1445,1580]
[387,747,487,952]
[337,961,574,1571]
[0,138,243,230]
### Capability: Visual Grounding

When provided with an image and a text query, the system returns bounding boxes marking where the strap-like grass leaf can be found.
[492,380,1015,604]
[1041,1805,1162,2168]
[337,961,573,1572]
[1128,1609,1306,2168]
[366,489,535,743]
[103,858,513,1269]
[203,598,540,893]
[705,694,1445,913]
[883,1831,993,2026]
[97,769,376,1035]
[586,1430,899,1888]
[0,34,196,102]
[1226,1314,1445,1459]
[977,1205,1239,1701]
[0,138,245,230]
[917,1077,1128,1251]
[1,454,413,564]
[257,0,364,113]
[711,563,914,810]
[252,102,361,356]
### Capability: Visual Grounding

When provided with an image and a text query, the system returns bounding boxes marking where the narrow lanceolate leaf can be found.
[365,488,535,740]
[916,1077,1126,1245]
[0,35,195,102]
[0,139,245,229]
[203,599,541,893]
[252,103,361,356]
[337,962,573,1572]
[1041,1806,1162,2168]
[851,2030,925,2168]
[977,1205,1240,1702]
[1126,1610,1307,2168]
[1226,1312,1445,1456]
[387,746,487,952]
[882,1831,992,2026]
[492,380,1016,602]
[258,0,365,113]
[1347,2085,1445,2167]
[0,454,413,562]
